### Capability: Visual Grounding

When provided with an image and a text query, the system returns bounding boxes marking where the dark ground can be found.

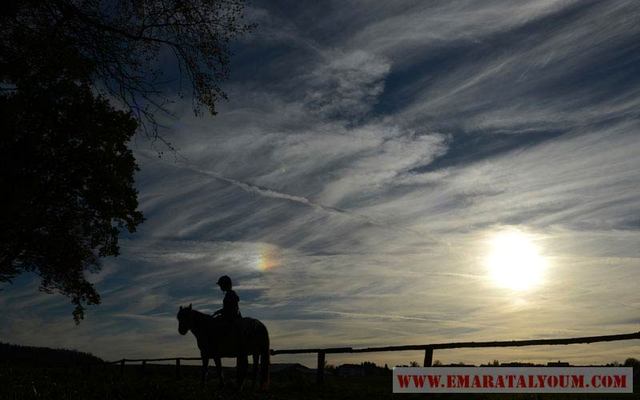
[1,363,638,400]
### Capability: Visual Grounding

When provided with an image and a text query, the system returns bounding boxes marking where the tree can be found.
[2,0,253,138]
[0,0,252,321]
[624,358,639,367]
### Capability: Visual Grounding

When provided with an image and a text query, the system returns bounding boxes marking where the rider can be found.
[212,275,242,322]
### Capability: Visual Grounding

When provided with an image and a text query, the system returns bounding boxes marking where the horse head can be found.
[177,303,193,335]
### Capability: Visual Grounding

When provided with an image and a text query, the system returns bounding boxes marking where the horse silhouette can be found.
[177,304,270,390]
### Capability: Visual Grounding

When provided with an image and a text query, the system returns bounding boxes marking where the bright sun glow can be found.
[485,230,547,291]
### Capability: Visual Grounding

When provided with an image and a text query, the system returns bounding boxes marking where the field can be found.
[1,363,638,400]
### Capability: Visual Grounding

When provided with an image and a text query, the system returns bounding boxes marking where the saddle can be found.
[210,316,251,354]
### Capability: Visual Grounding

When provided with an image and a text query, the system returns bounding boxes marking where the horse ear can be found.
[179,306,183,310]
[188,303,192,309]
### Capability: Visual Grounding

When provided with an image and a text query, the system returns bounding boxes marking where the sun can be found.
[484,229,547,291]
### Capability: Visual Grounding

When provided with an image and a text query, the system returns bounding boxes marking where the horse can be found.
[177,304,270,390]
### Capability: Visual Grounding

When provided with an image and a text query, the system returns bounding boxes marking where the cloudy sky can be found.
[2,0,640,367]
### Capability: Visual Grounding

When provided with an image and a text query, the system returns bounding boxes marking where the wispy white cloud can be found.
[304,50,391,120]
[345,0,572,61]
[2,0,639,367]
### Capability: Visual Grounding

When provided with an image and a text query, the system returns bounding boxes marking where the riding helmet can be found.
[217,275,232,287]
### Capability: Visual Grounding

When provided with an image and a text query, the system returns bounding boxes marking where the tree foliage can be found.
[3,0,253,137]
[0,0,252,321]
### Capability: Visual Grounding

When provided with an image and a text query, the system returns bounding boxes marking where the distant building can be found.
[270,363,313,375]
[336,364,366,377]
[547,361,570,367]
[499,362,537,367]
[336,362,388,377]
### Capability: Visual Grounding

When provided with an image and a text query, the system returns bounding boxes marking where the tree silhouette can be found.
[2,0,253,139]
[0,78,142,322]
[0,1,252,321]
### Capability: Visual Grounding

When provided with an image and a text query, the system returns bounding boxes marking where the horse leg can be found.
[259,350,270,391]
[236,354,248,390]
[251,353,259,389]
[213,356,224,389]
[200,355,209,386]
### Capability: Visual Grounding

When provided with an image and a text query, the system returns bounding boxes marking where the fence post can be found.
[120,359,125,377]
[316,351,326,384]
[175,358,181,379]
[141,360,146,375]
[423,346,433,367]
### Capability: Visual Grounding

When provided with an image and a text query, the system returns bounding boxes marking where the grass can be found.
[1,363,638,400]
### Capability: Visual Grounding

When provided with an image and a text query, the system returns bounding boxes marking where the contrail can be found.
[180,162,396,229]
[139,150,435,241]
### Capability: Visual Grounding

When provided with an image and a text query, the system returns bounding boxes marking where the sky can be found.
[2,0,640,367]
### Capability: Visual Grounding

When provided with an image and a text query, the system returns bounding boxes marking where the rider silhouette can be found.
[212,275,242,321]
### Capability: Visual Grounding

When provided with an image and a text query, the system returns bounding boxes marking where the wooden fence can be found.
[108,330,640,384]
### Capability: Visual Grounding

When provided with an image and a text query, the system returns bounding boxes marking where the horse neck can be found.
[189,310,208,337]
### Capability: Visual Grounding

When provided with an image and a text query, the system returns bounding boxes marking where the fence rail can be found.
[107,330,640,384]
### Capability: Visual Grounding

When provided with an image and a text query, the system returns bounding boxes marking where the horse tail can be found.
[258,321,270,390]
[261,348,270,389]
